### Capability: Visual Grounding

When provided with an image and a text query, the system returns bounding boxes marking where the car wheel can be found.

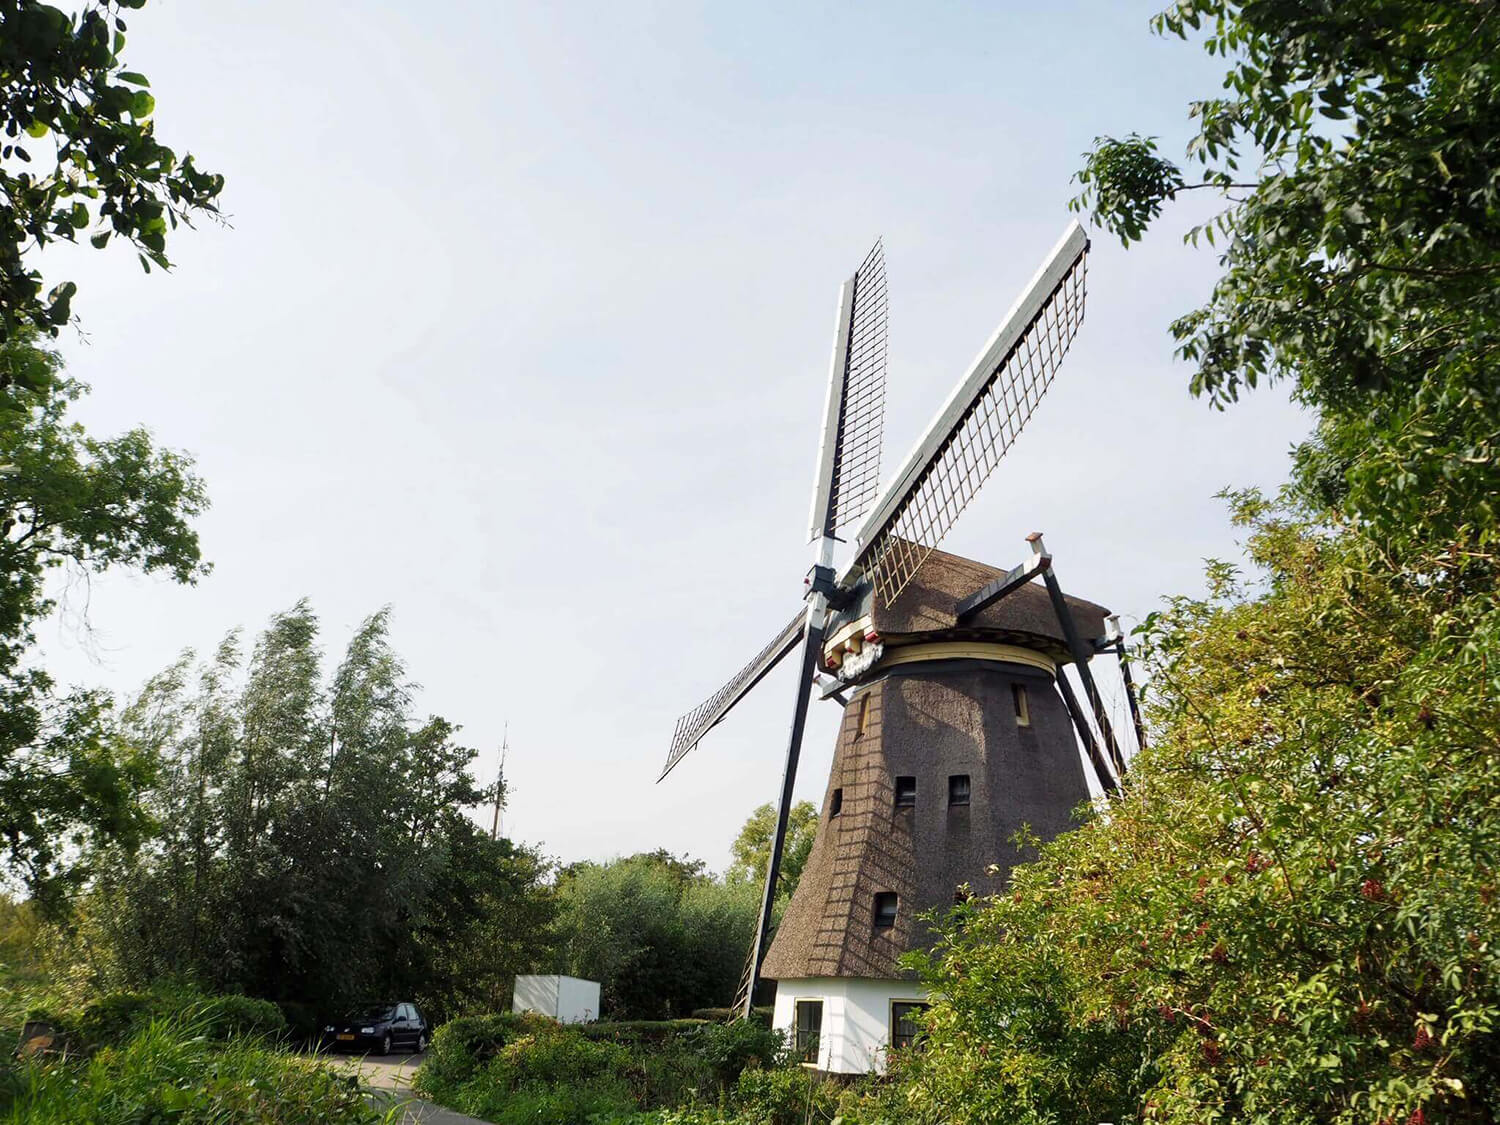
[380,1033,392,1056]
[417,1031,429,1052]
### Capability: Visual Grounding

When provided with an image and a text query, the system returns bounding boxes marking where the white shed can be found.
[511,975,600,1024]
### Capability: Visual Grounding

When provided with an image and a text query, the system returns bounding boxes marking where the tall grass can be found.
[0,1015,381,1124]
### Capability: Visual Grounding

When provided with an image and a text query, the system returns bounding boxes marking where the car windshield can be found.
[347,1006,395,1022]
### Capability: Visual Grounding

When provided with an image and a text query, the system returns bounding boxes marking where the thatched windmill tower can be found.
[660,225,1142,1072]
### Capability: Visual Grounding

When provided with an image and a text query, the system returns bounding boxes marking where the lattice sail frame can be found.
[659,609,806,781]
[854,231,1088,606]
[824,240,888,535]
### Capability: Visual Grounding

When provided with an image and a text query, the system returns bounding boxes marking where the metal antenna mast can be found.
[490,723,508,841]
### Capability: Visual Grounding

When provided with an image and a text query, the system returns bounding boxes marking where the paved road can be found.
[325,1050,492,1125]
[370,1089,489,1124]
[340,1050,423,1094]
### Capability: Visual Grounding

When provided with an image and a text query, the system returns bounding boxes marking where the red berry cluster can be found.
[1361,878,1387,901]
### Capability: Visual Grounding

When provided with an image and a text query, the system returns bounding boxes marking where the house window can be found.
[891,1001,930,1051]
[873,892,898,930]
[894,776,916,808]
[948,774,971,807]
[829,787,843,818]
[1012,683,1030,726]
[794,1000,822,1063]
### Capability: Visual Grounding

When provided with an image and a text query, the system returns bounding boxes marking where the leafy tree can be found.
[727,801,817,897]
[553,852,760,1019]
[0,331,205,904]
[906,499,1499,1124]
[1071,0,1499,558]
[416,827,557,1020]
[903,5,1500,1123]
[553,853,692,1020]
[0,892,42,985]
[0,0,224,337]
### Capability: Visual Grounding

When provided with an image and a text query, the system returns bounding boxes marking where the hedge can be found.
[689,1006,773,1026]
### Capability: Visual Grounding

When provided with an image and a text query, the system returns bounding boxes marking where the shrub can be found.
[732,1065,840,1125]
[460,1083,638,1125]
[194,994,287,1040]
[74,991,157,1050]
[418,1016,739,1119]
[689,1019,784,1090]
[414,1012,532,1097]
[489,1029,635,1088]
[688,1007,772,1026]
[453,1028,639,1123]
[580,1018,707,1043]
[71,988,288,1052]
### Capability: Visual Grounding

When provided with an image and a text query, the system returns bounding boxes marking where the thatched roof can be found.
[829,544,1110,662]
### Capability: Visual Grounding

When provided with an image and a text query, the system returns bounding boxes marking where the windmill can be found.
[660,222,1141,1071]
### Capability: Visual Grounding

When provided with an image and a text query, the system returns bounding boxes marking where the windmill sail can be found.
[848,222,1088,605]
[658,609,807,781]
[808,240,888,542]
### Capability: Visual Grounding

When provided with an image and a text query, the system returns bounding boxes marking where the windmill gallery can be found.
[660,223,1146,1075]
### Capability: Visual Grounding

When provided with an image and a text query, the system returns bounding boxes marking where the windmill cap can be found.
[830,543,1109,662]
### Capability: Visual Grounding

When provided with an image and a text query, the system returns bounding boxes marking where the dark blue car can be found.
[322,1001,429,1055]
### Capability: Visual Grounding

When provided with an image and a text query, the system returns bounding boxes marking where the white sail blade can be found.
[659,609,807,781]
[807,240,888,542]
[848,222,1089,604]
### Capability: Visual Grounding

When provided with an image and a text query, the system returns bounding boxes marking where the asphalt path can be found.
[322,1049,492,1125]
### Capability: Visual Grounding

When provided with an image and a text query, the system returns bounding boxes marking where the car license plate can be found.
[336,1033,355,1041]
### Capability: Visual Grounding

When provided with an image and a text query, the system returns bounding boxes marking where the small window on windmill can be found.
[829,788,843,818]
[1012,683,1031,726]
[873,892,898,930]
[894,776,916,809]
[948,774,971,807]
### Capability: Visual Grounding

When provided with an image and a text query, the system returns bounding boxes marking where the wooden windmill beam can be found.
[954,548,1052,621]
[1106,614,1148,753]
[743,606,829,1018]
[1053,665,1118,796]
[1032,534,1127,781]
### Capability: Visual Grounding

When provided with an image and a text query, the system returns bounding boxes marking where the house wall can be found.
[771,977,928,1075]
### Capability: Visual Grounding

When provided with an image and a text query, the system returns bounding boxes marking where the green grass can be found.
[0,1016,383,1124]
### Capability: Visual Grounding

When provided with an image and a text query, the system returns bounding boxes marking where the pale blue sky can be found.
[38,2,1307,871]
